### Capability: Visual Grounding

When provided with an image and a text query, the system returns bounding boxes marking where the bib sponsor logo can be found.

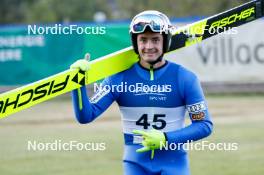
[187,101,206,113]
[191,112,205,121]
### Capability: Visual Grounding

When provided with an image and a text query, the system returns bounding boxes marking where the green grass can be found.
[0,95,263,175]
[189,121,264,175]
[0,122,124,175]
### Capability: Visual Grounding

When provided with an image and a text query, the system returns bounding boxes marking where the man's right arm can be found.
[71,77,116,124]
[70,55,116,124]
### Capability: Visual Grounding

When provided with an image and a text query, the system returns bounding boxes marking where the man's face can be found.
[137,32,163,64]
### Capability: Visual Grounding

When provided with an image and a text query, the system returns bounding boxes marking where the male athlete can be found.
[71,10,213,175]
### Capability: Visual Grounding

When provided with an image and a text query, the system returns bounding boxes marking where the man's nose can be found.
[145,40,154,49]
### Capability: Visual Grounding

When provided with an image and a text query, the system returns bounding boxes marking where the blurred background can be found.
[0,0,251,23]
[0,0,263,175]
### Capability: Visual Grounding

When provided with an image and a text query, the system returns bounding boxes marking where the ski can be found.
[169,0,264,50]
[0,0,263,119]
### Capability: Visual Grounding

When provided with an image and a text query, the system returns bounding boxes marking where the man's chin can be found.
[143,56,159,62]
[140,54,163,65]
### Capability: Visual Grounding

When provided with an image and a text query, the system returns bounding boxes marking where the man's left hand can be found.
[133,129,166,153]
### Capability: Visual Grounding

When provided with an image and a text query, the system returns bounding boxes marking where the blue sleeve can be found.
[165,67,213,144]
[71,77,117,124]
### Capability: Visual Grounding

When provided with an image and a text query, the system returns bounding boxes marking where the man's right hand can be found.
[70,53,91,71]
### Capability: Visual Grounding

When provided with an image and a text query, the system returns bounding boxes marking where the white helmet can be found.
[129,10,172,54]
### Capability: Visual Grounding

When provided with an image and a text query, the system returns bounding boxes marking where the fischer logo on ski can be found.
[210,7,255,29]
[0,75,70,114]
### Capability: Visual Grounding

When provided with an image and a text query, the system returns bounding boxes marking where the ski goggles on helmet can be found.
[130,14,169,34]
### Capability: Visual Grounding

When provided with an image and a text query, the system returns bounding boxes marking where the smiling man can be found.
[70,10,213,175]
[137,32,164,68]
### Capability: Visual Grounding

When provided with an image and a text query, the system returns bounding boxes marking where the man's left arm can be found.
[165,72,213,145]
